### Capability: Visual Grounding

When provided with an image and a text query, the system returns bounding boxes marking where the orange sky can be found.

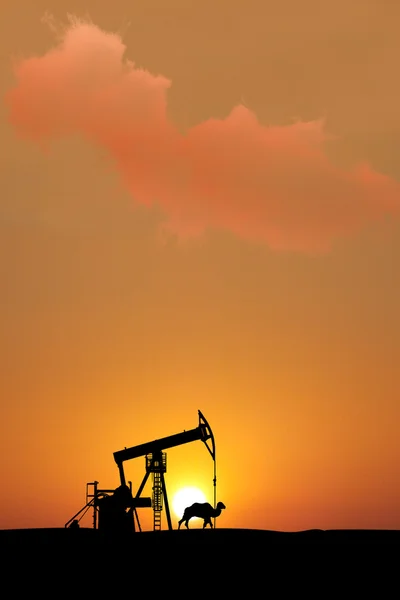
[1,0,400,532]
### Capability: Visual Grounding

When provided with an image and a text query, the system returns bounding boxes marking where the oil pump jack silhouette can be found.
[65,410,217,534]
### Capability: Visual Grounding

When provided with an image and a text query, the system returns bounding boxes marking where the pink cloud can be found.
[5,16,400,252]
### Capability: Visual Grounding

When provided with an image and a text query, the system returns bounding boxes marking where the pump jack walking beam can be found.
[113,410,215,487]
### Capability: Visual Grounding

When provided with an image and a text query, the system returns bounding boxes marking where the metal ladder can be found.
[146,451,167,530]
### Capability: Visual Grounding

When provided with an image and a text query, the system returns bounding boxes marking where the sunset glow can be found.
[172,486,207,520]
[1,2,400,534]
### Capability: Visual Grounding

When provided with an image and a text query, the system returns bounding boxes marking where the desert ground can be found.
[1,526,398,593]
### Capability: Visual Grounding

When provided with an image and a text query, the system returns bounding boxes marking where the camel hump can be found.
[184,502,211,512]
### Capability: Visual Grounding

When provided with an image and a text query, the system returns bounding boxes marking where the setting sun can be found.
[172,486,206,520]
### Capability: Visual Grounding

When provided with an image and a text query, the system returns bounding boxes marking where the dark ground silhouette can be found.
[1,525,399,552]
[1,527,398,594]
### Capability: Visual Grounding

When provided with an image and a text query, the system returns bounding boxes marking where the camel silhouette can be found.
[178,501,226,529]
